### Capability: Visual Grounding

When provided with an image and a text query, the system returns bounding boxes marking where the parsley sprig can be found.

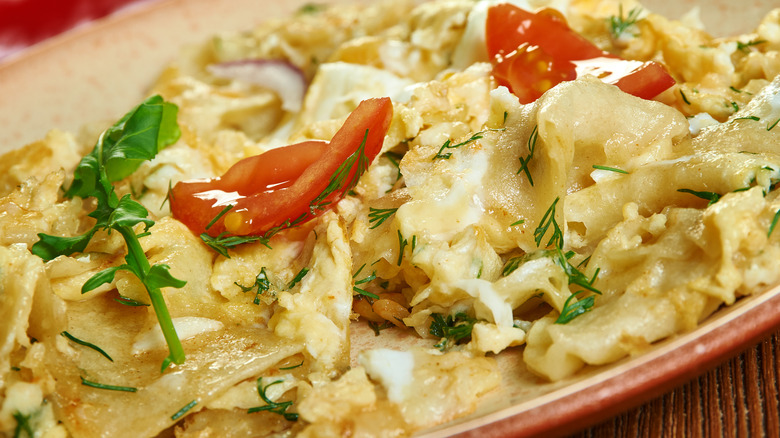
[31,95,187,371]
[248,378,298,421]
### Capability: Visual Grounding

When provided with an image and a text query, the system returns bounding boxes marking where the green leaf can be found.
[32,229,97,261]
[146,264,187,290]
[65,95,180,199]
[82,265,129,294]
[109,194,155,231]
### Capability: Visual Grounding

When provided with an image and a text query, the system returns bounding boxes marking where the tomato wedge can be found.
[170,97,393,237]
[486,3,675,103]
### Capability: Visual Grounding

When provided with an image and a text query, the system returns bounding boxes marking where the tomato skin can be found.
[486,4,607,64]
[492,43,577,103]
[486,3,675,103]
[171,97,393,237]
[170,140,328,236]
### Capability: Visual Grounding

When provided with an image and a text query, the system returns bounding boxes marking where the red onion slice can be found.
[207,60,307,112]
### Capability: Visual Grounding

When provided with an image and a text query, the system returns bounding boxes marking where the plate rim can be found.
[1,0,779,436]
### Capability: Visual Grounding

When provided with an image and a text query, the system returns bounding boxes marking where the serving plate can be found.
[0,0,778,436]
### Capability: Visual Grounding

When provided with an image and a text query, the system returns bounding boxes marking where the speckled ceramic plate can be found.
[0,0,778,436]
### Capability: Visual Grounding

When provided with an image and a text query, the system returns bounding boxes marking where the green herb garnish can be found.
[397,230,409,266]
[61,331,113,362]
[769,209,780,238]
[736,39,766,53]
[235,267,271,305]
[368,207,398,229]
[368,321,393,336]
[279,359,305,370]
[592,165,629,174]
[430,312,477,351]
[768,118,780,131]
[171,400,198,421]
[432,128,503,160]
[553,249,601,294]
[32,95,186,371]
[353,264,379,299]
[114,295,150,307]
[383,151,404,187]
[311,129,370,213]
[13,411,33,438]
[248,378,298,421]
[517,125,538,186]
[200,232,270,258]
[534,197,563,249]
[80,376,137,392]
[609,5,642,39]
[680,89,690,105]
[205,204,234,230]
[677,188,721,206]
[298,3,325,14]
[287,267,309,290]
[555,291,595,324]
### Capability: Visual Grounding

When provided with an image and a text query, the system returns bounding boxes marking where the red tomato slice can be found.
[486,3,675,103]
[492,43,577,103]
[574,57,676,100]
[171,97,393,237]
[486,4,607,62]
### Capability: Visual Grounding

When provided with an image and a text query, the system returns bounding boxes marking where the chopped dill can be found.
[609,5,642,39]
[517,126,539,186]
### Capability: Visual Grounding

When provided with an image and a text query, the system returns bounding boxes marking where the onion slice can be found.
[207,59,307,112]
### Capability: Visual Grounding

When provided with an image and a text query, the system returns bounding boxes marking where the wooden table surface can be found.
[572,331,780,437]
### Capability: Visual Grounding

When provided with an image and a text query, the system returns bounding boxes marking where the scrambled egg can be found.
[1,0,780,436]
